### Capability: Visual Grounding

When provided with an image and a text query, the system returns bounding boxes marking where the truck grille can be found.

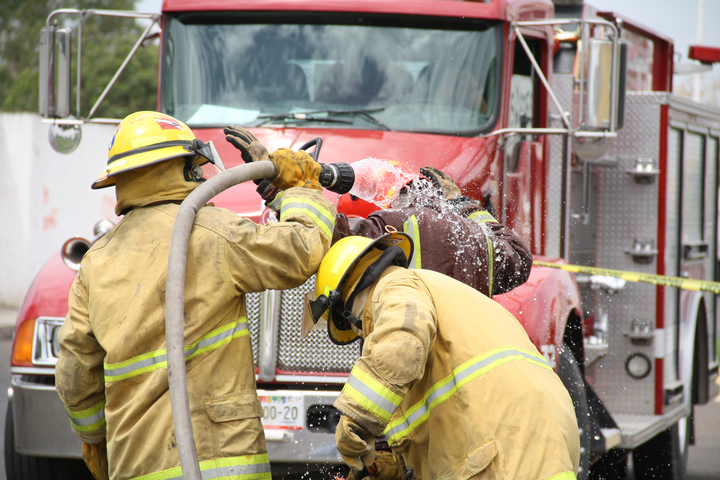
[247,276,361,374]
[278,276,360,373]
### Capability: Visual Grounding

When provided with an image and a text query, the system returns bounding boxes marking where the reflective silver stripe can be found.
[199,462,271,480]
[280,200,335,234]
[69,408,105,428]
[346,371,400,420]
[184,321,248,359]
[104,352,167,380]
[146,463,271,480]
[65,400,106,433]
[267,191,283,212]
[105,321,249,382]
[384,348,549,443]
[131,454,272,480]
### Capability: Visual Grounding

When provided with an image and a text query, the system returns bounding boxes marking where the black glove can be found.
[224,126,270,164]
[419,166,462,200]
[224,125,271,187]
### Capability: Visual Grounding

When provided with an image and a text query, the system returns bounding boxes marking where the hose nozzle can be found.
[319,162,355,194]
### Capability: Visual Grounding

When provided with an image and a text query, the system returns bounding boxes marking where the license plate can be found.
[258,395,303,430]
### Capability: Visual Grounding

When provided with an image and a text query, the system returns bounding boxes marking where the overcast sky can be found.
[590,0,720,64]
[136,0,720,75]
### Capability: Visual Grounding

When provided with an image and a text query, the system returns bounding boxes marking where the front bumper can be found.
[257,389,343,463]
[10,375,83,458]
[9,375,343,464]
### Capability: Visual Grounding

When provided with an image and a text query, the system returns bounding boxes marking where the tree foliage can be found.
[0,0,158,117]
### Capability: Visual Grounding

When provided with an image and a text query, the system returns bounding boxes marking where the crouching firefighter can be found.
[55,114,336,480]
[302,232,580,480]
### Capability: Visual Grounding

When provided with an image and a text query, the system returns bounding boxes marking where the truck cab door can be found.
[504,36,545,249]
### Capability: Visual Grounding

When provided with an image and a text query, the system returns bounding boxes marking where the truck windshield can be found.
[162,13,501,135]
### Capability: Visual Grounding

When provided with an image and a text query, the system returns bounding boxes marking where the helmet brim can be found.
[92,146,208,189]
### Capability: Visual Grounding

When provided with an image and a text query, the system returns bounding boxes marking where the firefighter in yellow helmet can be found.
[56,112,336,480]
[302,233,580,480]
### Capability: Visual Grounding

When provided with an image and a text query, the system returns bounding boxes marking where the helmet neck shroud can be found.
[330,244,409,337]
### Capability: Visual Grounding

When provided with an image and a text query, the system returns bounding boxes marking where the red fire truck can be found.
[8,0,719,478]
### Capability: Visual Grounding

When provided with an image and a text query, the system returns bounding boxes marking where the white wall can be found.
[0,113,119,308]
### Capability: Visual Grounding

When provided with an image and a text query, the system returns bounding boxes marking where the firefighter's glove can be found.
[420,166,462,200]
[224,126,269,164]
[82,440,109,480]
[347,451,403,480]
[268,147,322,191]
[224,126,270,186]
[336,415,376,470]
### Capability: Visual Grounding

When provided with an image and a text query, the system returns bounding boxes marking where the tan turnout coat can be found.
[57,160,336,480]
[335,267,580,480]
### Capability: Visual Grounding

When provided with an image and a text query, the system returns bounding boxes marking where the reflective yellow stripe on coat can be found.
[467,210,495,224]
[65,400,106,433]
[486,235,494,295]
[266,190,284,212]
[548,472,577,480]
[279,194,335,239]
[343,366,403,423]
[104,319,249,382]
[467,210,495,294]
[402,215,421,269]
[131,454,272,480]
[383,346,551,445]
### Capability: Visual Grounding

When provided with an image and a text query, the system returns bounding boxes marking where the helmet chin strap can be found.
[183,157,206,183]
[340,309,364,331]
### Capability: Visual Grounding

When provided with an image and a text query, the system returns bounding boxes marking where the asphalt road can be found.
[0,338,716,479]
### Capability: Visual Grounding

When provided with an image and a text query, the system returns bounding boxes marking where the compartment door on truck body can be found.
[669,108,720,408]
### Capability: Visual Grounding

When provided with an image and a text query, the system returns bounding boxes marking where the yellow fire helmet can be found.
[92,111,220,189]
[302,229,414,345]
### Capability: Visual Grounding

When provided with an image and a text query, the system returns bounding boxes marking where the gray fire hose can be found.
[165,161,276,480]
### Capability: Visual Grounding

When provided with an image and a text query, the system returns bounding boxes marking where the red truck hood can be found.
[194,126,495,219]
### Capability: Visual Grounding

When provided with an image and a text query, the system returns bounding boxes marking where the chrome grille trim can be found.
[275,275,361,373]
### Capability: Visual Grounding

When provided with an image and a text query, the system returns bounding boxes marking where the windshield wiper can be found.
[322,108,391,131]
[254,112,352,127]
[254,108,391,130]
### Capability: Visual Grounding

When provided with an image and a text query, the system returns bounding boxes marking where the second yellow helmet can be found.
[302,231,414,345]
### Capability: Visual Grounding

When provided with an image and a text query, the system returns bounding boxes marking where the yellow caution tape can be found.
[533,261,720,295]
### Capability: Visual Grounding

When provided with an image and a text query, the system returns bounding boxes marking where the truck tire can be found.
[589,448,628,480]
[632,423,687,480]
[4,403,94,480]
[558,343,590,480]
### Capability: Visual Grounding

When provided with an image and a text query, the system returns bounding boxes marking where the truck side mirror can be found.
[39,26,72,119]
[586,38,627,131]
[574,37,627,162]
[40,26,82,153]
